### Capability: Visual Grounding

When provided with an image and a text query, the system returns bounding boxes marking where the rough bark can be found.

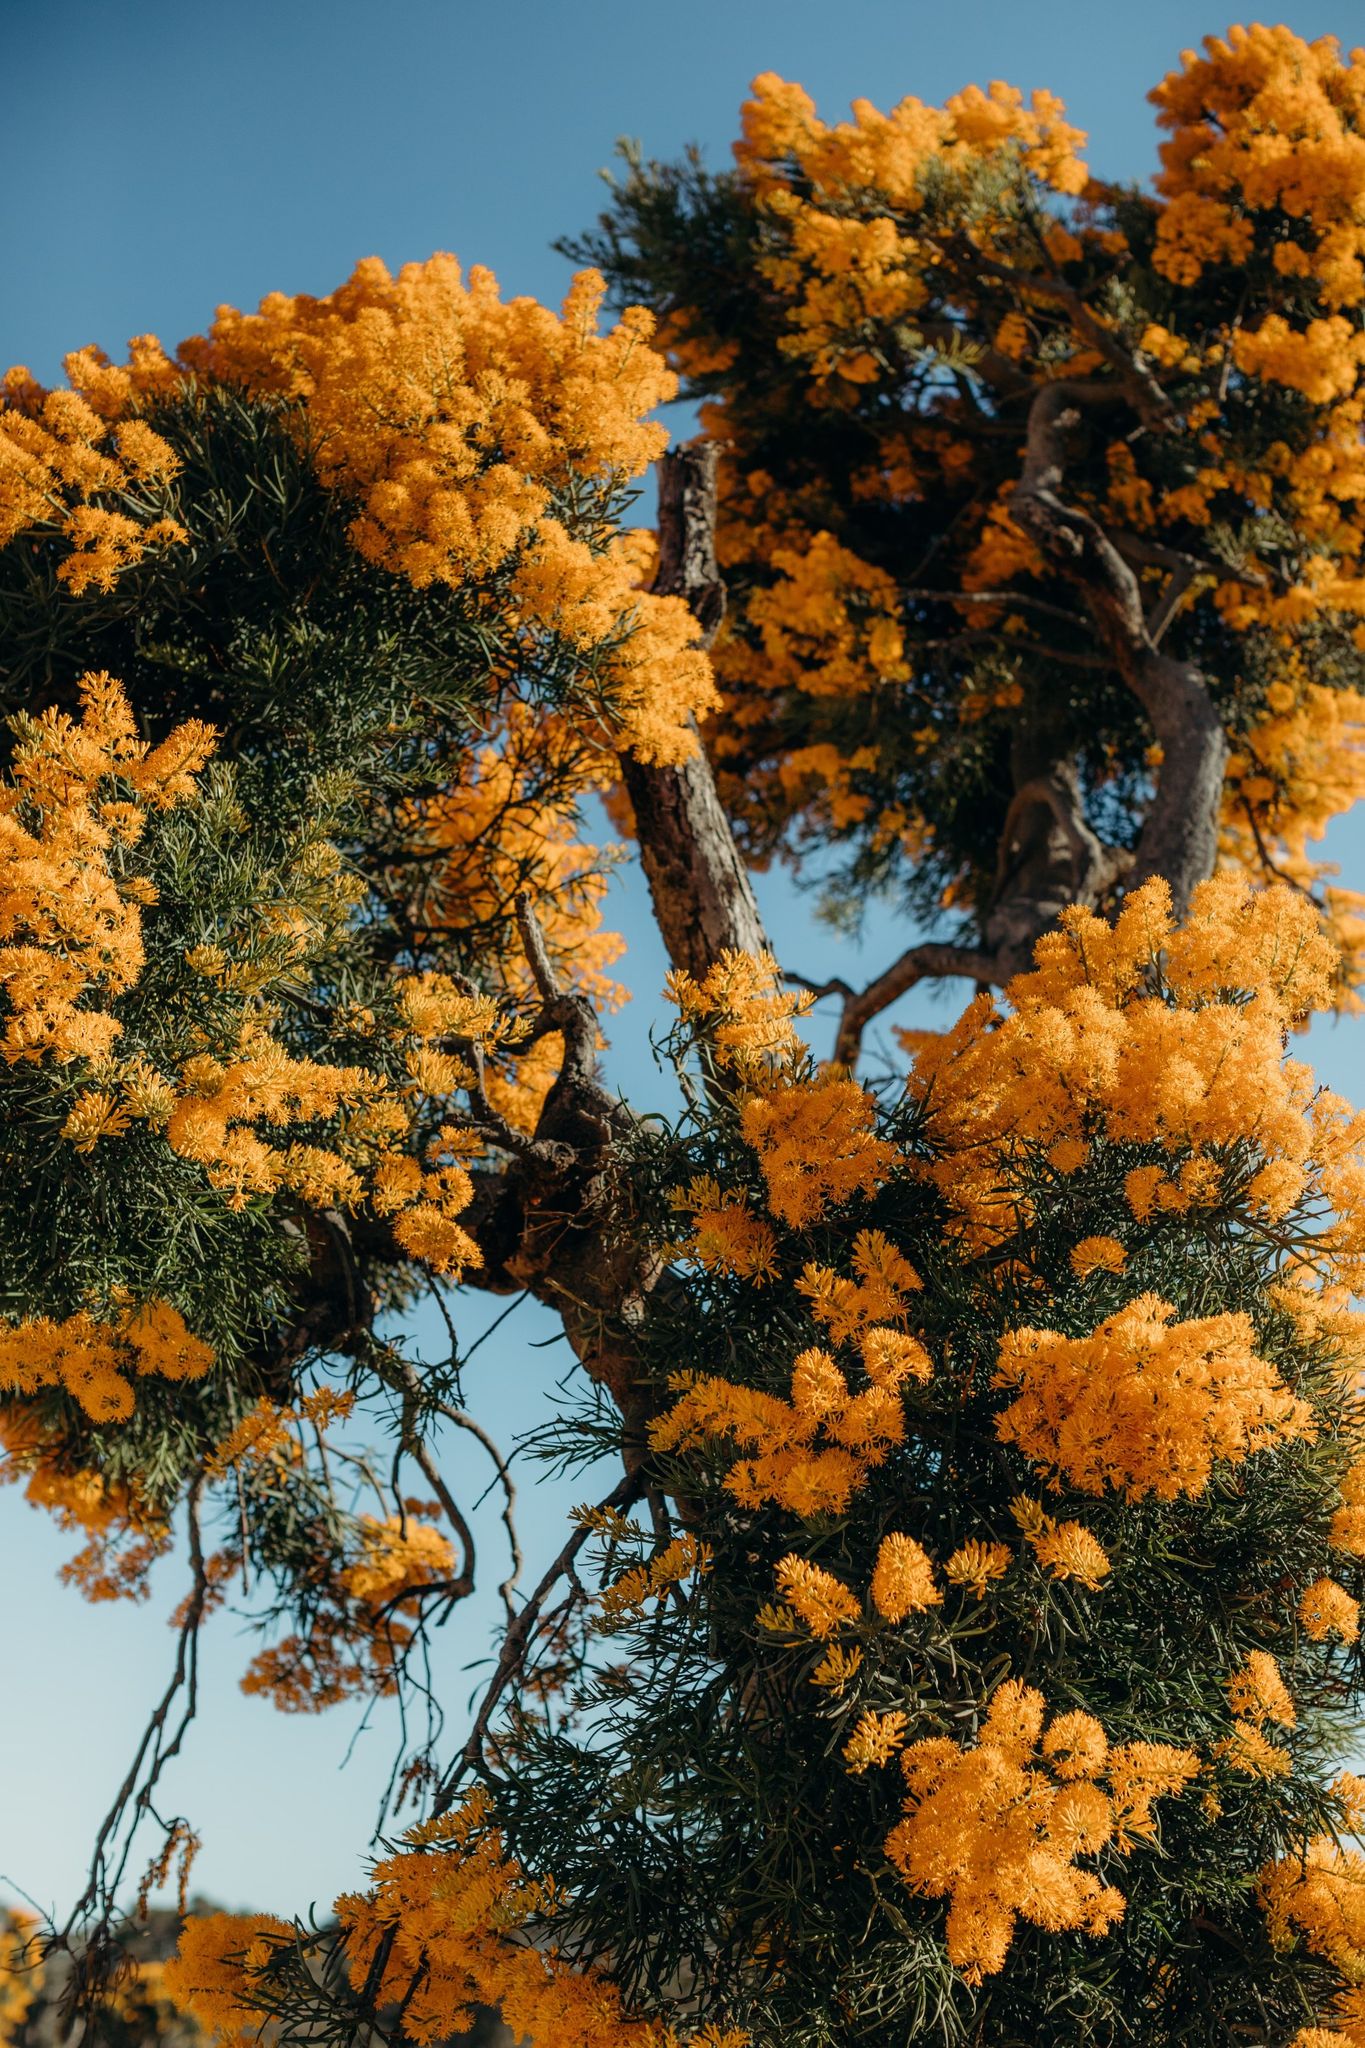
[1010,380,1228,917]
[619,443,771,978]
[456,448,765,1434]
[821,365,1228,1065]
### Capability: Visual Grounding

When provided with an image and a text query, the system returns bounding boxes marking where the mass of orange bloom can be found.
[315,1791,744,2047]
[995,1294,1314,1503]
[240,1507,456,1714]
[771,1555,863,1639]
[0,357,185,593]
[1331,1457,1365,1556]
[665,948,814,1084]
[1,255,715,768]
[161,1912,296,2045]
[870,1531,941,1620]
[1300,1575,1361,1644]
[738,1075,899,1230]
[0,668,214,1065]
[883,1679,1198,1984]
[904,875,1361,1274]
[648,34,1365,990]
[1151,28,1365,307]
[653,1332,919,1518]
[1261,1828,1365,1985]
[731,70,1087,387]
[2,670,495,1363]
[0,1406,173,1603]
[0,1299,213,1426]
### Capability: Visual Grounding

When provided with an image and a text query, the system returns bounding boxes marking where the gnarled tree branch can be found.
[1010,380,1228,914]
[619,442,770,980]
[827,941,1000,1067]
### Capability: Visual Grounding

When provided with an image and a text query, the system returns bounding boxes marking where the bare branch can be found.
[514,890,562,1004]
[831,942,1000,1068]
[435,1399,523,1624]
[1145,562,1195,647]
[61,1480,210,1951]
[436,1469,643,1806]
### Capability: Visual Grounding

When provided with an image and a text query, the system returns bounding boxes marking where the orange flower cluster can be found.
[1228,1650,1297,1730]
[639,39,1365,981]
[653,1309,926,1518]
[869,1531,942,1620]
[0,1299,213,1424]
[738,1075,898,1230]
[205,1387,354,1478]
[732,71,1087,382]
[0,1910,43,2039]
[319,1790,738,2047]
[1261,1830,1365,1983]
[0,353,184,593]
[340,1514,457,1610]
[2,257,716,766]
[3,670,495,1307]
[883,1679,1198,1984]
[1332,1459,1365,1556]
[0,1407,170,1602]
[0,669,215,1064]
[771,1556,863,1638]
[162,1912,295,2045]
[995,1295,1314,1503]
[665,948,814,1084]
[765,1534,941,1645]
[905,876,1357,1268]
[164,1027,383,1210]
[1300,1575,1361,1645]
[1220,675,1365,997]
[668,1175,780,1284]
[1010,1497,1112,1590]
[597,1532,711,1630]
[240,1507,456,1714]
[666,954,897,1237]
[1151,29,1365,308]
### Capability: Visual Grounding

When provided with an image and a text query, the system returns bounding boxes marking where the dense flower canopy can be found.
[570,22,1365,995]
[9,25,1365,2048]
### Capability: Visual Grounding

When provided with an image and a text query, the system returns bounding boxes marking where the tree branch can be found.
[436,1469,643,1806]
[1009,380,1227,914]
[618,442,771,981]
[828,942,1000,1068]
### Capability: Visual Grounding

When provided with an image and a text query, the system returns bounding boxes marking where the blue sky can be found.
[3,0,1363,1923]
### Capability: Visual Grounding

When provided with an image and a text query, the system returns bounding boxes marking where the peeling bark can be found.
[620,443,771,978]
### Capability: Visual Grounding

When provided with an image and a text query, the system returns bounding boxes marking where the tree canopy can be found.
[5,21,1365,2048]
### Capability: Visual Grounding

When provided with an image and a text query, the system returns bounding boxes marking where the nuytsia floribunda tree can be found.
[5,24,1365,2048]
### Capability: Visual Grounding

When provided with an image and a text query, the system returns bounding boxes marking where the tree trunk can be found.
[620,444,770,976]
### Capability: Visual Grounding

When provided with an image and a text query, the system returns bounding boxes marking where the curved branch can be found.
[1010,380,1227,914]
[436,1399,523,1623]
[436,1468,643,1805]
[828,941,1000,1068]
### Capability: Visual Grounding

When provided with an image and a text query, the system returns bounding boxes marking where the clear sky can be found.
[2,0,1363,1925]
